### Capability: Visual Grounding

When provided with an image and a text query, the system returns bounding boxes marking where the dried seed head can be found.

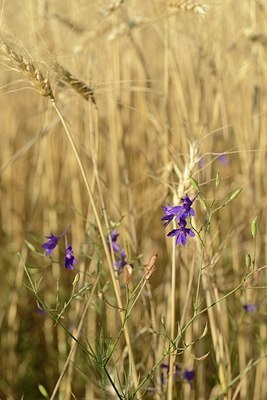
[145,254,158,280]
[98,291,104,300]
[124,264,134,285]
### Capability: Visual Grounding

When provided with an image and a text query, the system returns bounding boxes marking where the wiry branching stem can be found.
[51,101,141,397]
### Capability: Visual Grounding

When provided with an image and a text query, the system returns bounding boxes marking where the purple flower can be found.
[181,369,195,383]
[107,230,133,272]
[107,230,120,253]
[180,194,196,218]
[160,363,179,385]
[64,246,77,270]
[160,363,195,386]
[161,205,184,227]
[42,233,62,256]
[243,304,256,313]
[160,363,170,372]
[198,157,205,168]
[167,218,195,246]
[162,194,196,228]
[218,154,229,165]
[114,249,133,272]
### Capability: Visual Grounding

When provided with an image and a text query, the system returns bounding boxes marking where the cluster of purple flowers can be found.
[107,230,132,272]
[160,363,195,386]
[161,194,197,246]
[42,231,77,270]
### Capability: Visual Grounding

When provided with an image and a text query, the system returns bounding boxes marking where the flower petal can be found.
[167,229,179,237]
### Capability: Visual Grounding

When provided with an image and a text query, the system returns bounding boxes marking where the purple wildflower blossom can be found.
[160,363,170,371]
[160,363,195,386]
[180,369,195,383]
[181,194,196,218]
[160,363,179,385]
[107,231,132,272]
[114,249,134,272]
[107,230,120,253]
[198,157,205,168]
[161,205,184,227]
[243,304,256,313]
[114,249,127,272]
[64,246,77,270]
[162,194,196,228]
[218,154,229,165]
[42,233,62,256]
[167,218,195,246]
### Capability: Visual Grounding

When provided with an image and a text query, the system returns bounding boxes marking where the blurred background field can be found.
[0,0,267,399]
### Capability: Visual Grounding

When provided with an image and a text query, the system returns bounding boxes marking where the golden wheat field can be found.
[1,0,267,399]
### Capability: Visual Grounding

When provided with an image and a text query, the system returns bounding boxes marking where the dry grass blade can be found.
[0,39,54,99]
[167,0,207,15]
[52,13,85,34]
[53,62,96,104]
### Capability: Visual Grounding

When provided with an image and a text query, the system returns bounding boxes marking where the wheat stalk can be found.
[0,39,54,100]
[53,62,96,104]
[168,0,207,15]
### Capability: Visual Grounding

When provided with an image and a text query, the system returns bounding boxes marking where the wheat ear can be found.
[0,39,54,100]
[53,62,96,104]
[168,0,207,15]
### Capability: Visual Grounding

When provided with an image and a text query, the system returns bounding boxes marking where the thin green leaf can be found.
[198,196,207,212]
[245,253,252,268]
[38,384,49,399]
[229,188,243,202]
[25,240,36,252]
[72,273,80,286]
[215,171,221,189]
[190,177,201,192]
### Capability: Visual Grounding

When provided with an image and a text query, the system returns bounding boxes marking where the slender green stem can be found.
[50,276,100,400]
